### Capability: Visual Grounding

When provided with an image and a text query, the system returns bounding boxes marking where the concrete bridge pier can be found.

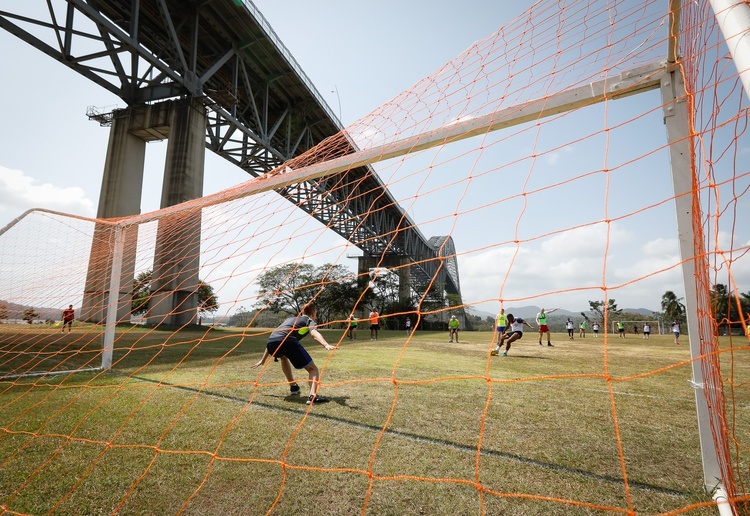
[81,109,146,323]
[81,98,206,326]
[147,98,206,326]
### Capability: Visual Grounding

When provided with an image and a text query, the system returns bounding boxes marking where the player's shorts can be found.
[496,326,506,334]
[538,324,549,333]
[644,331,650,335]
[370,323,380,330]
[266,338,313,369]
[507,331,523,340]
[618,329,625,333]
[673,331,680,337]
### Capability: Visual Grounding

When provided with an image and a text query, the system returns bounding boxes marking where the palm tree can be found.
[661,291,685,326]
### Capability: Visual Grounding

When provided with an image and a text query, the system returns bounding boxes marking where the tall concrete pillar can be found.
[147,98,206,326]
[81,109,146,323]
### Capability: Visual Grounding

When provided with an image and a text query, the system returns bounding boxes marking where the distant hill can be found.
[467,305,657,320]
[0,299,70,322]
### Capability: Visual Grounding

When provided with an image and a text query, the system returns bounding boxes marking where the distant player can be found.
[405,317,411,334]
[579,320,587,338]
[617,321,625,338]
[346,313,358,340]
[592,322,600,337]
[671,321,680,344]
[536,307,559,346]
[369,308,380,340]
[449,315,460,343]
[494,314,534,356]
[61,305,74,333]
[251,302,336,405]
[565,318,575,339]
[643,322,651,340]
[491,308,508,355]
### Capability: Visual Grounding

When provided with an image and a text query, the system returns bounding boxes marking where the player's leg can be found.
[303,362,329,404]
[279,357,300,394]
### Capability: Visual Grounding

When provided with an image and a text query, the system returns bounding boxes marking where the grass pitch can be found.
[1,324,748,515]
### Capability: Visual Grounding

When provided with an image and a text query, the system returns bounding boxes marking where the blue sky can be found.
[1,1,748,315]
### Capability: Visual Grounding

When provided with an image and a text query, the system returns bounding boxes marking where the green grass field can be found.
[1,324,748,515]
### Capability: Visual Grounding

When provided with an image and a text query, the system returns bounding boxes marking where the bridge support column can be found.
[81,110,146,323]
[147,98,206,326]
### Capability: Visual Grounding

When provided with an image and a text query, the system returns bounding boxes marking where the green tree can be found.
[0,304,7,322]
[23,307,39,324]
[740,291,750,318]
[710,284,730,326]
[586,299,622,322]
[131,270,218,321]
[197,282,220,325]
[131,270,152,315]
[314,264,359,324]
[255,263,359,324]
[661,291,685,325]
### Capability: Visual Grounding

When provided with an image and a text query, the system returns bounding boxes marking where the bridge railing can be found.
[238,0,343,130]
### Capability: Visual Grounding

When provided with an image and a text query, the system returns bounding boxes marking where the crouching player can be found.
[493,314,534,357]
[252,302,336,405]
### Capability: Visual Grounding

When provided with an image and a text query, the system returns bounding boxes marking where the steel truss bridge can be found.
[0,0,462,305]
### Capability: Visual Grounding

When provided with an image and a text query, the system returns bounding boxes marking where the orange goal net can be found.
[1,0,750,514]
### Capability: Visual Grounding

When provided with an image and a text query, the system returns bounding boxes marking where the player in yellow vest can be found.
[491,308,508,355]
[449,315,460,343]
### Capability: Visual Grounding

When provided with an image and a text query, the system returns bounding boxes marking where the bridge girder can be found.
[0,0,463,303]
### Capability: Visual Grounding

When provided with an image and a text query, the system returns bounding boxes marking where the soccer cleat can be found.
[548,343,554,347]
[307,394,330,405]
[539,342,543,346]
[490,350,499,356]
[501,352,508,357]
[289,383,301,395]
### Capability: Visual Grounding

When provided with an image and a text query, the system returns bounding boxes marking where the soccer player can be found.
[536,307,559,346]
[491,308,508,355]
[369,308,380,340]
[643,322,651,340]
[565,318,575,339]
[495,314,535,356]
[251,302,336,405]
[617,321,625,338]
[346,313,358,340]
[61,305,74,333]
[671,321,680,344]
[579,320,587,338]
[448,315,460,343]
[592,322,600,337]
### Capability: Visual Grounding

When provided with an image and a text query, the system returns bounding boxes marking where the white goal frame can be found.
[611,320,662,335]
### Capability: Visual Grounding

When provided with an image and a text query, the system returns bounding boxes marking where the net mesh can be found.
[2,0,750,513]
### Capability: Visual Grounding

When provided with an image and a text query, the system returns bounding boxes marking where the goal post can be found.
[611,320,662,335]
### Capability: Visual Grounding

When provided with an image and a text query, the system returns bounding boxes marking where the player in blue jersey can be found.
[252,302,336,404]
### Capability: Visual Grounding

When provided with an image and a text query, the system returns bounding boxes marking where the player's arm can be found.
[251,348,270,369]
[524,320,535,330]
[547,307,560,314]
[311,329,336,350]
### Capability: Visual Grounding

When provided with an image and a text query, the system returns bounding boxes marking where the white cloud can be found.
[0,166,95,223]
[544,144,574,166]
[458,228,692,312]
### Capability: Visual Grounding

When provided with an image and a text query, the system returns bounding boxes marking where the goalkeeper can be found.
[252,302,336,405]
